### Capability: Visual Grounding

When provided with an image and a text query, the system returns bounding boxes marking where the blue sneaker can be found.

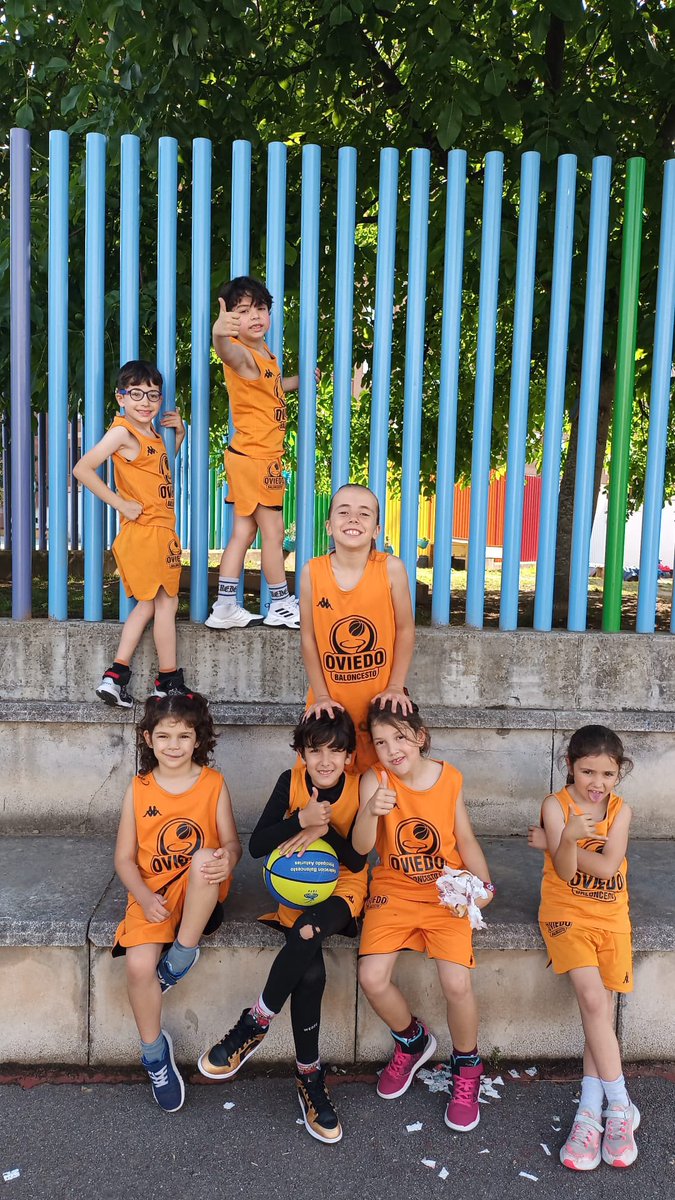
[157,947,200,993]
[141,1030,185,1112]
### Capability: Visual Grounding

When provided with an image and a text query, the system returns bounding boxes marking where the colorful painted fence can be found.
[3,129,675,631]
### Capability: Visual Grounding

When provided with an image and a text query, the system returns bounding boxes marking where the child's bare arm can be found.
[159,407,186,452]
[453,790,494,907]
[212,297,257,375]
[299,563,344,718]
[200,780,243,884]
[527,823,547,851]
[114,784,169,922]
[73,427,144,521]
[575,804,632,879]
[542,794,596,882]
[282,367,320,393]
[372,556,415,713]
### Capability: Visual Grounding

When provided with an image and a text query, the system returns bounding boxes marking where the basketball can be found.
[263,838,340,909]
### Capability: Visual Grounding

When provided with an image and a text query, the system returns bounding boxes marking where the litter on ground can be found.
[439,1167,450,1181]
[479,1149,490,1155]
[406,1121,423,1132]
[525,1067,538,1077]
[421,1159,436,1169]
[492,1075,504,1087]
[540,1143,551,1157]
[508,1069,520,1078]
[519,1172,539,1181]
[417,1064,453,1094]
[222,1102,235,1110]
[2,1171,20,1183]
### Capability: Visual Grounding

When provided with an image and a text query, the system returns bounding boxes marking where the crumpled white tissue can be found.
[436,867,488,930]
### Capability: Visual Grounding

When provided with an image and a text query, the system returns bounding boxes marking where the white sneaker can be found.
[96,672,134,708]
[205,603,264,629]
[263,595,300,628]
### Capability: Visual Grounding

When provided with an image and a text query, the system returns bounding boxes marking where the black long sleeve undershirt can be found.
[248,768,368,873]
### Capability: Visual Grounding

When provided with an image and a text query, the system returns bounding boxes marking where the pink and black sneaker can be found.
[376,1023,437,1100]
[444,1062,482,1131]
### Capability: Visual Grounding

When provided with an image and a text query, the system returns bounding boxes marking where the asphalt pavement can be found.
[0,1067,673,1200]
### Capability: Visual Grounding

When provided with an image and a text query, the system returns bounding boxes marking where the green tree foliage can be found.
[0,1,673,550]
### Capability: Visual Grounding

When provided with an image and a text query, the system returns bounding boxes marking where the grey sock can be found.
[165,938,198,974]
[141,1032,166,1063]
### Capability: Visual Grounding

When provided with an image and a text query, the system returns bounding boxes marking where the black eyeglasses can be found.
[118,388,162,403]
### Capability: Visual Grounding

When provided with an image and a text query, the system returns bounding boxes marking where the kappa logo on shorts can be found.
[365,895,388,910]
[151,817,205,874]
[317,596,333,610]
[545,921,572,938]
[388,818,445,886]
[322,615,388,686]
[263,458,285,489]
[143,805,161,818]
[623,972,630,984]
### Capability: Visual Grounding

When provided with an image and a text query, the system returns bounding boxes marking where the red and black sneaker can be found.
[96,666,134,708]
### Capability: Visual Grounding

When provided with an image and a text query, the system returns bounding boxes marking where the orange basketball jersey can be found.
[265,764,368,929]
[539,788,630,932]
[223,340,287,458]
[369,761,465,904]
[307,552,396,768]
[111,414,175,529]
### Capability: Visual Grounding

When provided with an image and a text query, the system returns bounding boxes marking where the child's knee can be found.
[155,588,178,614]
[189,847,217,883]
[125,948,158,986]
[440,968,472,1005]
[358,958,386,996]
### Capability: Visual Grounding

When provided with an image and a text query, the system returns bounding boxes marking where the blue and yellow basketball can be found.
[263,838,339,909]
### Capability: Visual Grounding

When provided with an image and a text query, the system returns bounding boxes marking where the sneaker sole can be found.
[158,947,200,993]
[601,1103,640,1168]
[151,1029,185,1113]
[262,615,300,628]
[444,1107,481,1133]
[376,1032,438,1100]
[95,687,133,709]
[296,1090,343,1144]
[204,614,264,630]
[560,1150,601,1171]
[197,1035,264,1081]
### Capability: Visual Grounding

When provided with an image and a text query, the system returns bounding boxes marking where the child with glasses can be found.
[74,359,192,706]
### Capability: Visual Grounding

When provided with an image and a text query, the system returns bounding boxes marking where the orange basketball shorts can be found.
[112,523,182,601]
[359,894,475,967]
[113,869,231,952]
[539,921,633,993]
[224,448,286,516]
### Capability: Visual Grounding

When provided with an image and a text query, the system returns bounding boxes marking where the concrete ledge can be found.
[0,837,114,946]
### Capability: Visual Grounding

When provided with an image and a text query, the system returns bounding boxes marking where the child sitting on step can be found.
[113,692,241,1112]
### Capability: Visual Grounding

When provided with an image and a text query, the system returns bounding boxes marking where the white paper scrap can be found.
[479,1148,490,1155]
[421,1159,436,1169]
[2,1171,20,1183]
[525,1067,538,1077]
[406,1121,423,1132]
[480,1079,502,1099]
[296,1118,304,1125]
[519,1172,539,1181]
[509,1069,520,1078]
[222,1101,235,1110]
[551,1124,561,1132]
[540,1143,551,1157]
[492,1075,504,1087]
[438,1167,449,1181]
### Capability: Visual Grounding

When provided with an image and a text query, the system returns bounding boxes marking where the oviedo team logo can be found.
[388,817,445,885]
[322,615,387,685]
[165,536,182,570]
[158,452,175,509]
[569,838,625,902]
[263,458,284,490]
[151,817,204,874]
[273,374,287,430]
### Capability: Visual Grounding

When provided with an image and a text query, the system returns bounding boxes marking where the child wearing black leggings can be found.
[198,710,367,1144]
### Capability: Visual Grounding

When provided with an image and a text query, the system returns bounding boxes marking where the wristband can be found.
[483,881,496,895]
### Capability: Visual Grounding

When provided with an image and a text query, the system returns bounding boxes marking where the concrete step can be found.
[1,834,672,1067]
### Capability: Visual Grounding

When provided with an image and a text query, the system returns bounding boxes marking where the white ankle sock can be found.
[579,1074,604,1117]
[601,1073,629,1109]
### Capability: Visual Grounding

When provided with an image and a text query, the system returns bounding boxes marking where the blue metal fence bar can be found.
[466,151,504,627]
[264,141,287,614]
[369,148,398,547]
[332,146,357,493]
[106,462,117,549]
[189,139,212,622]
[533,155,578,630]
[400,149,431,610]
[157,137,178,466]
[9,127,32,619]
[226,139,252,604]
[83,133,107,620]
[499,151,541,630]
[47,129,70,617]
[2,416,11,550]
[118,133,141,619]
[637,160,675,631]
[431,150,467,626]
[69,415,79,549]
[567,156,613,631]
[295,145,322,577]
[181,424,190,548]
[37,411,47,550]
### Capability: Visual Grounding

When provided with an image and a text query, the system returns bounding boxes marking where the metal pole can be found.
[9,127,33,619]
[189,139,212,622]
[332,146,357,492]
[369,149,398,546]
[83,132,107,621]
[295,144,321,577]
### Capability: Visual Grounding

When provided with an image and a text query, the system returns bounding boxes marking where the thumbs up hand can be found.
[368,771,398,816]
[299,786,332,829]
[214,296,241,339]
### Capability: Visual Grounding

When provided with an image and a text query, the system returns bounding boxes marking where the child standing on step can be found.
[528,724,638,1170]
[206,275,318,630]
[113,693,241,1112]
[73,359,190,707]
[300,483,416,770]
[198,709,368,1145]
[353,701,494,1132]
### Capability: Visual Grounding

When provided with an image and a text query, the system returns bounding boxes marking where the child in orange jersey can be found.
[353,702,494,1132]
[300,483,416,770]
[207,275,318,630]
[113,693,241,1112]
[527,725,638,1171]
[73,359,190,707]
[199,709,368,1145]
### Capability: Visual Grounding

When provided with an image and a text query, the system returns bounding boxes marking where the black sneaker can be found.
[141,1029,185,1113]
[296,1066,343,1144]
[96,667,134,708]
[197,1009,268,1080]
[151,668,191,698]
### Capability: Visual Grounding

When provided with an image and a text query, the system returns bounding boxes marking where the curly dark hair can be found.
[116,360,163,391]
[136,692,216,774]
[367,698,431,755]
[291,708,356,754]
[218,275,273,312]
[563,724,633,785]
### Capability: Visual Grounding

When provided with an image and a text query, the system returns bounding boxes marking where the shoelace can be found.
[452,1075,479,1105]
[148,1065,169,1087]
[388,1042,419,1076]
[569,1115,603,1146]
[604,1113,629,1141]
